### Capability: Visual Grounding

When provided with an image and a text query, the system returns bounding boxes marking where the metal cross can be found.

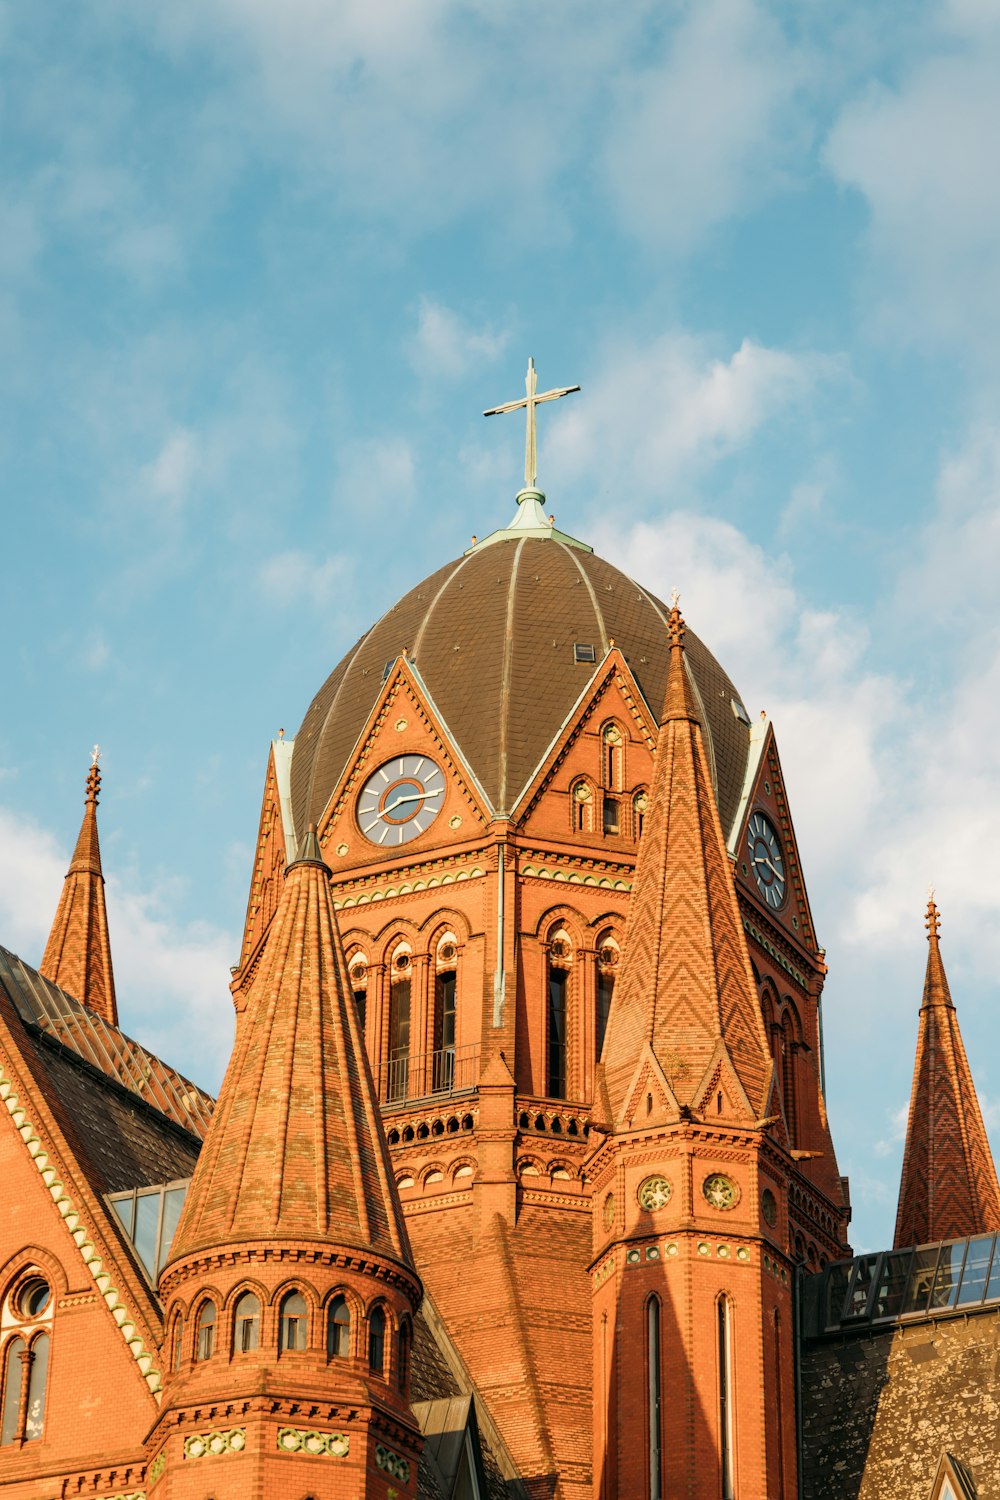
[484,357,580,491]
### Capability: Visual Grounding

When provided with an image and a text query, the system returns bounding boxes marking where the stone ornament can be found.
[183,1427,246,1460]
[148,1449,166,1486]
[376,1442,411,1482]
[637,1174,672,1211]
[277,1427,350,1458]
[703,1174,739,1211]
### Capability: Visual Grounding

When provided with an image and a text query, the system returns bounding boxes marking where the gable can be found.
[732,722,818,952]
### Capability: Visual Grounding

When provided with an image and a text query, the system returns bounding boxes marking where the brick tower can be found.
[894,895,1000,1249]
[589,600,796,1500]
[149,826,423,1500]
[39,753,117,1025]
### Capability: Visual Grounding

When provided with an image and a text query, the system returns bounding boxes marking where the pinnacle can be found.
[661,595,701,725]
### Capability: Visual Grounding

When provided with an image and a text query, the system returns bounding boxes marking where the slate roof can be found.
[291,536,750,838]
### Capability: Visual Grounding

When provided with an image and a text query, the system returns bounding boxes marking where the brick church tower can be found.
[148,826,423,1499]
[589,600,796,1500]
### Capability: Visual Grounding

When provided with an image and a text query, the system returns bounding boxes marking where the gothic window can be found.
[327,1295,351,1358]
[233,1292,260,1354]
[387,944,412,1102]
[434,933,459,1093]
[398,1316,412,1392]
[633,789,648,840]
[279,1292,308,1352]
[718,1297,735,1500]
[171,1313,184,1371]
[781,1008,797,1141]
[571,780,593,834]
[195,1300,216,1361]
[0,1339,24,1445]
[24,1334,48,1442]
[368,1305,386,1374]
[602,723,623,790]
[546,931,571,1099]
[596,932,619,1061]
[647,1296,663,1500]
[602,796,620,835]
[348,952,368,1035]
[773,1312,785,1496]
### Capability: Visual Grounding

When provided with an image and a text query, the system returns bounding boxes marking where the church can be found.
[0,363,998,1500]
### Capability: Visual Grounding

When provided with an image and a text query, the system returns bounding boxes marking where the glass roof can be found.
[0,945,213,1139]
[804,1233,1000,1338]
[108,1179,190,1283]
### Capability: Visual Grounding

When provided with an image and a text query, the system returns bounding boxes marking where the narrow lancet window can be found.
[718,1297,735,1500]
[280,1292,308,1351]
[234,1292,260,1353]
[195,1301,216,1361]
[647,1297,663,1500]
[1,1339,24,1445]
[328,1295,350,1358]
[24,1333,48,1441]
[547,965,568,1098]
[369,1306,386,1373]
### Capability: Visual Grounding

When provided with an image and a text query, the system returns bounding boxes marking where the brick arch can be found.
[269,1278,321,1316]
[0,1244,69,1305]
[416,906,473,944]
[222,1276,268,1313]
[369,915,422,957]
[420,1162,447,1188]
[532,903,587,946]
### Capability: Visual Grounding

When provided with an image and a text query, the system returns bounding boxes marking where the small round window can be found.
[16,1277,50,1319]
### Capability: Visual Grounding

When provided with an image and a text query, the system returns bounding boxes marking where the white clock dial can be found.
[357,755,446,846]
[747,811,786,909]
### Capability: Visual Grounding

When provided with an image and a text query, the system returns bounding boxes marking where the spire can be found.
[599,597,773,1125]
[169,825,412,1267]
[894,897,1000,1249]
[40,751,117,1027]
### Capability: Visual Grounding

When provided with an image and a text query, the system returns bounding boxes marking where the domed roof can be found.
[290,534,751,839]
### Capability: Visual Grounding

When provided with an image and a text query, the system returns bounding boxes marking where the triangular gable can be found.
[616,1042,681,1131]
[238,741,292,973]
[691,1037,759,1125]
[732,721,818,953]
[0,988,169,1404]
[511,648,658,828]
[316,658,493,866]
[930,1450,977,1500]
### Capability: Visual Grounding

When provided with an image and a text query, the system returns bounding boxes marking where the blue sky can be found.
[3,0,1000,1255]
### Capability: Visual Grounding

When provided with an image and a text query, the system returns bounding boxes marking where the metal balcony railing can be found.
[375,1044,480,1108]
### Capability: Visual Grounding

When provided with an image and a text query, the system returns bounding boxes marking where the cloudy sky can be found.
[3,0,999,1254]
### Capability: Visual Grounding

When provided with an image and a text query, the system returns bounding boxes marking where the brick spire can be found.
[599,598,774,1124]
[170,823,412,1264]
[40,754,117,1026]
[893,896,1000,1249]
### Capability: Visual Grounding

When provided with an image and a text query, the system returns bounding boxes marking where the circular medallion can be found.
[703,1174,739,1211]
[637,1175,673,1211]
[357,755,446,846]
[761,1188,777,1226]
[746,810,786,909]
[602,1192,615,1230]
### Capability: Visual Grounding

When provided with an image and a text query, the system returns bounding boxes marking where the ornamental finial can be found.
[667,588,685,648]
[484,357,580,492]
[926,890,941,941]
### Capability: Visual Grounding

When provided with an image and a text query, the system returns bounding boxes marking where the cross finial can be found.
[669,586,681,611]
[484,357,580,491]
[667,587,685,648]
[91,744,101,766]
[926,888,941,941]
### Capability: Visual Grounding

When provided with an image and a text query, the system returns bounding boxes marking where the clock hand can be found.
[753,855,782,879]
[381,790,426,817]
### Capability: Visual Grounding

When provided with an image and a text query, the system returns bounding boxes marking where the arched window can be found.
[773,1312,785,1496]
[633,790,648,840]
[195,1301,216,1361]
[571,780,593,834]
[348,953,368,1035]
[602,723,623,789]
[647,1297,662,1500]
[546,931,571,1099]
[327,1296,351,1359]
[781,1010,797,1141]
[718,1298,735,1500]
[398,1317,412,1392]
[280,1292,308,1352]
[24,1333,48,1442]
[0,1339,24,1445]
[596,932,619,1061]
[434,934,458,1093]
[233,1292,260,1354]
[368,1306,386,1374]
[171,1313,184,1371]
[387,944,412,1102]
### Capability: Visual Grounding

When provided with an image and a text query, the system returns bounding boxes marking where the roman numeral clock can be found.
[357,756,446,846]
[747,810,787,909]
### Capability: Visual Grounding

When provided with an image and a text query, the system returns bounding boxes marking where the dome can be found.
[290,533,751,839]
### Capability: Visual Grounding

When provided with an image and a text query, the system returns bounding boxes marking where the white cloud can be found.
[546,332,844,501]
[0,805,233,1092]
[333,436,416,517]
[825,12,1000,349]
[258,550,349,611]
[408,299,508,381]
[140,427,202,513]
[601,0,808,252]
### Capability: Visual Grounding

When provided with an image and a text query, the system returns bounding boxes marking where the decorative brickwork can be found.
[894,898,1000,1249]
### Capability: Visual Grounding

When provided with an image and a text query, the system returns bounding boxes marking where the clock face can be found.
[747,811,786,909]
[357,756,446,846]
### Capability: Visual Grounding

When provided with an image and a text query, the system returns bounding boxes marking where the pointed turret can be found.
[893,897,1000,1249]
[169,823,411,1264]
[599,599,774,1126]
[40,755,117,1026]
[152,826,422,1500]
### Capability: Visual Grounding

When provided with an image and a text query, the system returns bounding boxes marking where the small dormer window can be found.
[574,643,596,663]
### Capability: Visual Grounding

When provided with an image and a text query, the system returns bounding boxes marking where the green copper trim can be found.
[466,488,592,554]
